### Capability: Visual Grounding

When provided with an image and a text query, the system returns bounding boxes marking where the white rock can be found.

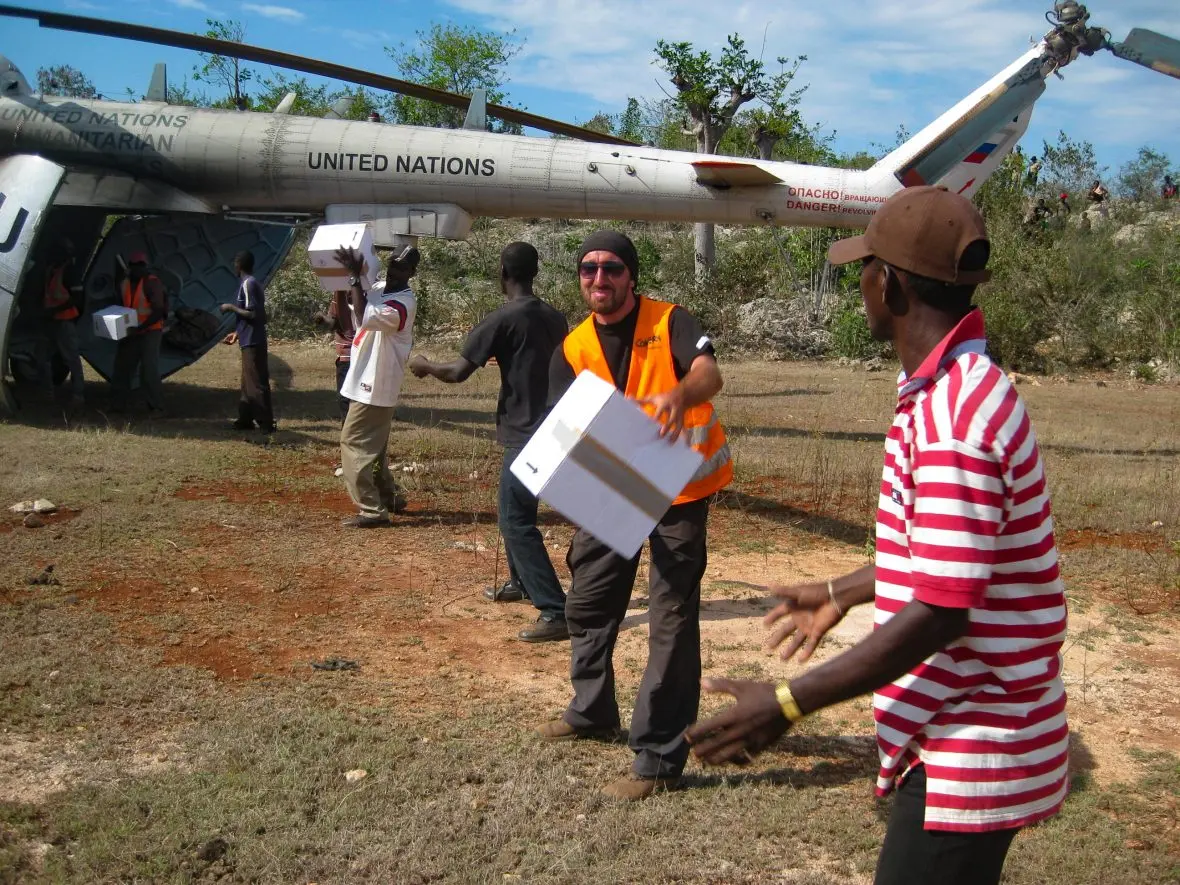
[10,499,58,514]
[344,769,368,783]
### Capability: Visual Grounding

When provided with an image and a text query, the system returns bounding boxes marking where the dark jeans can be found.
[111,328,163,411]
[499,446,566,620]
[50,319,85,397]
[563,497,709,779]
[335,358,350,424]
[875,766,1020,885]
[238,343,274,428]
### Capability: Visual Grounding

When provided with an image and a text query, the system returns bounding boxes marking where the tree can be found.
[36,65,98,99]
[386,23,522,132]
[1039,130,1102,199]
[654,34,808,280]
[253,73,332,117]
[1118,147,1175,202]
[581,112,615,136]
[192,18,253,109]
[617,98,645,144]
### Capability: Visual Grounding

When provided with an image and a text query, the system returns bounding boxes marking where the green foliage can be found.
[654,34,807,156]
[1039,130,1103,198]
[1119,147,1177,202]
[828,296,886,360]
[617,98,645,144]
[386,23,522,132]
[192,18,253,108]
[164,77,211,107]
[251,75,379,120]
[252,73,332,116]
[35,65,97,99]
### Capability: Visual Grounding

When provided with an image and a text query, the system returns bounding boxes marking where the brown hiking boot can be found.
[600,773,680,801]
[535,719,620,742]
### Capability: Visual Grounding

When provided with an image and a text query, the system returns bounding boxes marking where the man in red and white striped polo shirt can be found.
[686,186,1068,885]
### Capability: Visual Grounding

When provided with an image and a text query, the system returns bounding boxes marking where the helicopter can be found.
[0,1,1177,412]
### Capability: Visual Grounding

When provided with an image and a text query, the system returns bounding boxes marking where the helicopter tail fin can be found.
[872,45,1048,194]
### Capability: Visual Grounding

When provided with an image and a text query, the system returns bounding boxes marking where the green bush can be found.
[828,295,886,360]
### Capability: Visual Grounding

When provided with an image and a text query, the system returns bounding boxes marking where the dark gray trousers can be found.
[562,497,709,779]
[238,343,274,428]
[111,328,163,411]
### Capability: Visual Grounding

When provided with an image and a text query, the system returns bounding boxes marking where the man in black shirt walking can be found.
[409,242,570,642]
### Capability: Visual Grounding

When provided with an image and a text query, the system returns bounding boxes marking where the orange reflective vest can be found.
[562,296,732,505]
[44,267,78,321]
[122,276,163,332]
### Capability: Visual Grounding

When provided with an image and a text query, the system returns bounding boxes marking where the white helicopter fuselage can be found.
[0,96,899,230]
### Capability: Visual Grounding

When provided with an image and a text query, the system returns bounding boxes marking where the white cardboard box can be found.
[92,305,139,341]
[511,371,704,559]
[307,222,380,293]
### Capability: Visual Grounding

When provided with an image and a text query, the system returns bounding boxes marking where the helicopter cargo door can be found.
[0,155,67,415]
[79,215,297,383]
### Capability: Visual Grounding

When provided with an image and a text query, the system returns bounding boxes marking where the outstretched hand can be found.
[407,354,431,378]
[764,581,845,663]
[685,678,790,766]
[334,246,365,277]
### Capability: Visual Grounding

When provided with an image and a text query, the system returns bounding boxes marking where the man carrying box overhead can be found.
[537,230,732,801]
[333,244,418,528]
[111,250,167,415]
[685,187,1068,885]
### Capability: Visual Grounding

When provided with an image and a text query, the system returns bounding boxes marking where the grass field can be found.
[2,341,1178,884]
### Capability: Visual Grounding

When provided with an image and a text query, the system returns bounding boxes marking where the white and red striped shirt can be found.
[874,309,1069,832]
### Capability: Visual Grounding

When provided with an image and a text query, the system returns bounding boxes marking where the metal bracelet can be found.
[827,579,845,618]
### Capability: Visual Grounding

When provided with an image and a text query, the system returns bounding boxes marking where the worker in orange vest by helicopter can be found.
[42,238,86,408]
[110,250,167,415]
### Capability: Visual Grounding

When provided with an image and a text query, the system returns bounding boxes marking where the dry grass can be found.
[1,343,1178,883]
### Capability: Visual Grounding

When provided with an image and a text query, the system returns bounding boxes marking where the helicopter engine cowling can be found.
[0,55,31,97]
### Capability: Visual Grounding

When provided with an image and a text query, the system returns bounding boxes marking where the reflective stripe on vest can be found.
[122,277,163,331]
[44,267,78,321]
[562,296,732,505]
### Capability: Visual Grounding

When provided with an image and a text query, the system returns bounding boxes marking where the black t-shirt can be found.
[548,297,715,406]
[461,294,569,446]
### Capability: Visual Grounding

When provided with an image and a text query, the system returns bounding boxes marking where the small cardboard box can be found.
[511,371,704,559]
[307,222,380,293]
[92,305,139,341]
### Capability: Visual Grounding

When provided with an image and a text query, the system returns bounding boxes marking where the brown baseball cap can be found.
[827,186,991,285]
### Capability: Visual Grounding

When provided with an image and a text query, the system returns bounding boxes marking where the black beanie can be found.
[501,241,539,282]
[577,230,639,283]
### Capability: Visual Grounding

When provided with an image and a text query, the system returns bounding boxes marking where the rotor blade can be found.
[1109,28,1180,79]
[0,4,639,145]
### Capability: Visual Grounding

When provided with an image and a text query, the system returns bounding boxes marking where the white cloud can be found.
[242,3,305,22]
[168,0,212,10]
[64,0,104,10]
[440,0,1179,165]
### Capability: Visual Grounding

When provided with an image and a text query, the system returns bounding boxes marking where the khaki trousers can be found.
[340,401,400,518]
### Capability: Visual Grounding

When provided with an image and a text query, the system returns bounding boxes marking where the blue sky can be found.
[4,0,1178,174]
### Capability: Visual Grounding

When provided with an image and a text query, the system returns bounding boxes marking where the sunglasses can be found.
[578,261,628,279]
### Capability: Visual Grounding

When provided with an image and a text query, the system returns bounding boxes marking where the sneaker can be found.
[340,514,391,529]
[483,580,525,602]
[601,773,680,801]
[517,616,569,643]
[535,719,621,741]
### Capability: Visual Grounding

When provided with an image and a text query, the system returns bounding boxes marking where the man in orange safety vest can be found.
[536,230,732,801]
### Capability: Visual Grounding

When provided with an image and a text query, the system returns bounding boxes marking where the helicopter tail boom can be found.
[872,46,1049,192]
